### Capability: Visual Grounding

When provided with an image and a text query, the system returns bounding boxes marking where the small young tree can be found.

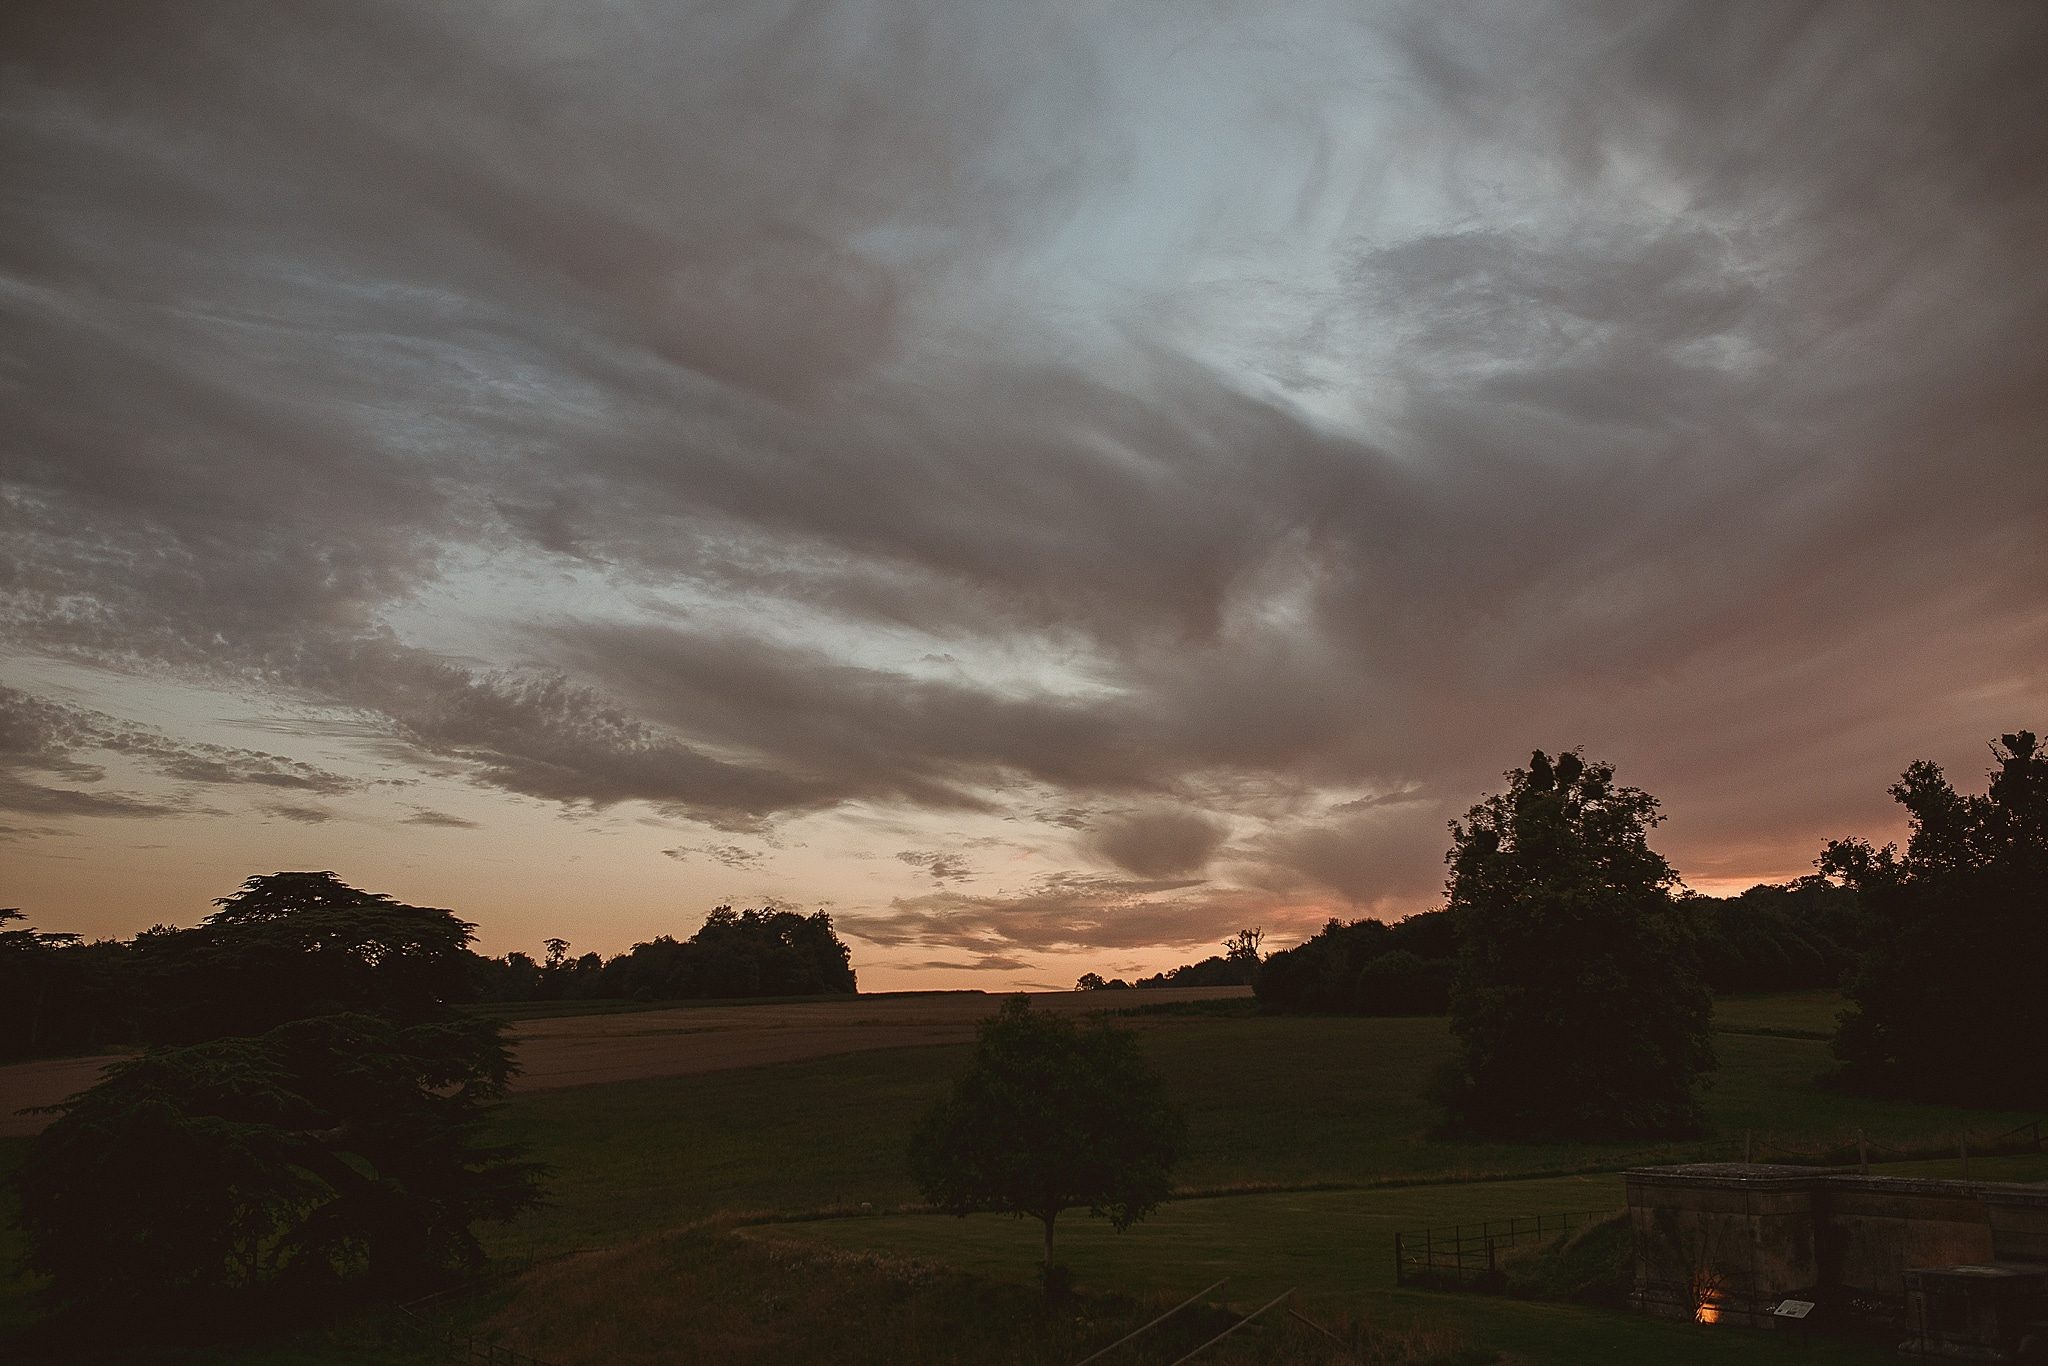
[909,998,1183,1283]
[1822,730,2048,1104]
[1435,750,1714,1139]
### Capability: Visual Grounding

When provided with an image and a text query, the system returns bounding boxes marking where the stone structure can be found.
[1627,1163,2048,1354]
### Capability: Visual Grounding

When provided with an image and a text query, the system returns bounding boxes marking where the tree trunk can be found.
[1042,1211,1056,1269]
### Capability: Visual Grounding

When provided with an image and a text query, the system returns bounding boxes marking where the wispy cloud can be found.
[3,1,2045,959]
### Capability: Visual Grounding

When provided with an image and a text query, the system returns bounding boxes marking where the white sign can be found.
[1773,1300,1815,1320]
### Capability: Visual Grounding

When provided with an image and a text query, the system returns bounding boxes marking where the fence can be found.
[398,1293,563,1366]
[1393,1210,1605,1290]
[435,1337,557,1366]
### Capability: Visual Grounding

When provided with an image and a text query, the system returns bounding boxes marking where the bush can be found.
[16,1012,544,1330]
[1498,1211,1633,1306]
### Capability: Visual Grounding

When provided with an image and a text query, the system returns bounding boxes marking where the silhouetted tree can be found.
[17,1012,543,1333]
[2,909,77,1058]
[1354,949,1454,1016]
[1823,731,2048,1104]
[598,906,856,1000]
[1682,879,1867,994]
[909,998,1182,1286]
[1222,927,1263,984]
[1254,910,1457,1015]
[136,872,476,1042]
[1,912,147,1060]
[1434,750,1713,1139]
[1131,954,1243,989]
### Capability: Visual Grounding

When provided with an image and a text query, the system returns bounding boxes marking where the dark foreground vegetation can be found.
[1823,730,2048,1106]
[3,873,544,1359]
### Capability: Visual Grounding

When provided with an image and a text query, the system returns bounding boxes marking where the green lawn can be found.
[1711,989,1846,1038]
[754,1175,1875,1365]
[761,1151,2048,1366]
[768,1151,2048,1303]
[481,997,2040,1260]
[0,1139,41,1341]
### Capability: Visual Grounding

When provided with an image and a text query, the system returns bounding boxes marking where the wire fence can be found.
[398,1289,563,1366]
[1393,1210,1606,1291]
[1392,1118,2044,1296]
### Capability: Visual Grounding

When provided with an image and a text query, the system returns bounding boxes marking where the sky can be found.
[3,0,2045,991]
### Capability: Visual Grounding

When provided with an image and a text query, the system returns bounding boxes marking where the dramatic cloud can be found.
[4,1,2045,976]
[1085,808,1231,880]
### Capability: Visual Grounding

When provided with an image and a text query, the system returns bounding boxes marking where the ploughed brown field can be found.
[0,986,1247,1137]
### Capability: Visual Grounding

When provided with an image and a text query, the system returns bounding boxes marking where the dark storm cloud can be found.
[3,1,2046,949]
[1084,807,1230,880]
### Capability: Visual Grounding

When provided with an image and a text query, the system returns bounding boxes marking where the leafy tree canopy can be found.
[1823,730,2048,1104]
[1255,910,1458,1016]
[1434,750,1714,1139]
[17,1012,543,1333]
[594,905,856,1001]
[136,871,477,1042]
[909,998,1183,1280]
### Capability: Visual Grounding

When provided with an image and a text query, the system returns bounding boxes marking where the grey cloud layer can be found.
[0,685,356,825]
[4,2,2045,946]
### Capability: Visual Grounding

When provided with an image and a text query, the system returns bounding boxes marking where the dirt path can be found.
[0,987,1247,1137]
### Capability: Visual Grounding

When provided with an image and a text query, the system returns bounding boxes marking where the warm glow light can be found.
[1693,1271,1725,1324]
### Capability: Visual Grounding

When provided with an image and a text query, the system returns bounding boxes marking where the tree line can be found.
[466,905,856,1005]
[1,900,858,1062]
[1247,877,1866,1018]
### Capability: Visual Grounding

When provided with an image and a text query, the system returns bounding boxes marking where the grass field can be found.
[5,990,2043,1364]
[1710,989,1845,1039]
[759,1151,2048,1366]
[466,986,993,1023]
[479,1000,2038,1262]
